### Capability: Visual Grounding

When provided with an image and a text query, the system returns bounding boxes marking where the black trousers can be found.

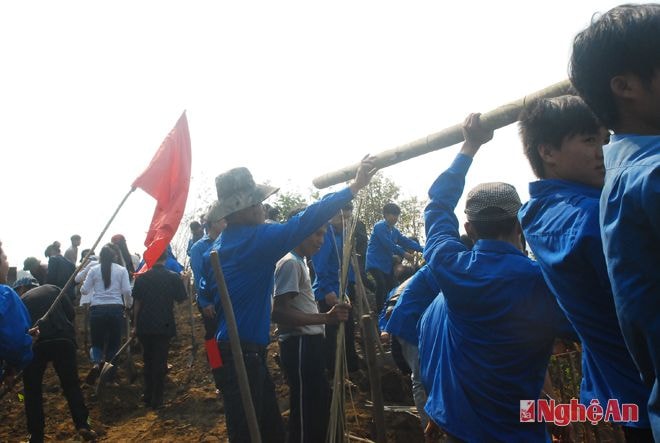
[280,335,330,443]
[138,334,170,407]
[217,342,285,443]
[23,339,89,441]
[318,287,359,374]
[369,268,396,314]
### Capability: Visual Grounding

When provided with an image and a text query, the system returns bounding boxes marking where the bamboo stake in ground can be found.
[361,315,386,443]
[313,80,572,189]
[209,251,262,443]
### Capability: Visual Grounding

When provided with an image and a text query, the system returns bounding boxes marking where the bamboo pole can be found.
[361,315,386,443]
[313,79,572,189]
[209,251,262,443]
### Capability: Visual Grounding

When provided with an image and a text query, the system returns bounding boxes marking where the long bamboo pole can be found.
[313,79,572,189]
[209,251,262,443]
[361,315,386,443]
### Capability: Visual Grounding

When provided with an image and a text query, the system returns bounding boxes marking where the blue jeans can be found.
[397,336,429,430]
[89,304,124,364]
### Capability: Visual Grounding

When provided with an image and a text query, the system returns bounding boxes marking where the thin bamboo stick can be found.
[362,315,386,443]
[313,79,572,189]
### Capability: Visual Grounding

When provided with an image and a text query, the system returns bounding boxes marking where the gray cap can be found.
[464,182,522,222]
[215,167,279,219]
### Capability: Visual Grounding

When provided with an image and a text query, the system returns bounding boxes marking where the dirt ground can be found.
[0,300,425,442]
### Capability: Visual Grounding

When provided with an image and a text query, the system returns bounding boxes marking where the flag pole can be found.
[0,187,136,400]
[37,187,136,325]
[312,79,572,189]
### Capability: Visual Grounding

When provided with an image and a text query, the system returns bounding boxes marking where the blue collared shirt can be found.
[311,225,354,301]
[0,285,33,369]
[384,265,440,345]
[600,134,660,435]
[366,220,422,274]
[520,178,650,427]
[189,234,217,309]
[199,188,354,345]
[421,153,574,442]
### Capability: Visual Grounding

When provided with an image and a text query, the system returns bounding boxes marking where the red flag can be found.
[132,111,191,271]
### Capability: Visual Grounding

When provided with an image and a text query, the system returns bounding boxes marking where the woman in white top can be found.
[81,244,131,383]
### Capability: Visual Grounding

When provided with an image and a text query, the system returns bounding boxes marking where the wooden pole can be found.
[361,315,386,443]
[313,79,572,189]
[185,272,198,368]
[38,187,136,325]
[209,251,262,443]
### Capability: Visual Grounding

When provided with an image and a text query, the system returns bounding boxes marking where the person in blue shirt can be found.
[0,241,34,377]
[420,114,575,442]
[518,95,653,440]
[311,202,360,374]
[570,5,660,438]
[199,157,376,443]
[189,202,226,393]
[366,203,423,314]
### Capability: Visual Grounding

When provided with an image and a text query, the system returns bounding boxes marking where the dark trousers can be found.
[318,287,359,374]
[23,339,89,441]
[89,304,123,364]
[138,334,170,407]
[217,342,285,443]
[369,268,396,314]
[280,335,330,443]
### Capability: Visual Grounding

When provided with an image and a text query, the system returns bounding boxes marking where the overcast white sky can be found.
[0,0,634,268]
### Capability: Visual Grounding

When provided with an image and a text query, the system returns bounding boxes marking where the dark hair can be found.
[470,216,518,240]
[267,206,280,221]
[71,234,81,242]
[519,95,603,178]
[99,244,116,289]
[190,221,202,230]
[569,4,660,128]
[156,247,169,263]
[80,249,93,263]
[383,203,401,216]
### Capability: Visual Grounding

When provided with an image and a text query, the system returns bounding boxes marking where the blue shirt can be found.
[384,265,440,345]
[421,154,574,442]
[366,220,422,274]
[189,234,218,309]
[519,179,650,427]
[311,225,354,302]
[0,285,33,369]
[600,134,660,435]
[200,188,355,345]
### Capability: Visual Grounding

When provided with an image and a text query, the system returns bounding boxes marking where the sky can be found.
[0,0,636,268]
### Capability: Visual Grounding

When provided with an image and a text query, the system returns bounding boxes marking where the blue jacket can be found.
[199,188,355,345]
[311,225,355,302]
[0,285,33,369]
[189,235,218,309]
[421,153,574,442]
[600,134,660,436]
[520,179,650,427]
[384,265,440,345]
[366,220,422,274]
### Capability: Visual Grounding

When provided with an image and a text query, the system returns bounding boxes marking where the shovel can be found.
[95,337,134,395]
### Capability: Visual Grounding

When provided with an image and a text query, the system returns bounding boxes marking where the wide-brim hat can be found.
[465,182,521,222]
[215,167,279,219]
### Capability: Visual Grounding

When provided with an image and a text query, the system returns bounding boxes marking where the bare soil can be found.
[0,301,424,442]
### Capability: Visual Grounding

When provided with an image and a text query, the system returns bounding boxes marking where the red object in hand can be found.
[205,339,223,369]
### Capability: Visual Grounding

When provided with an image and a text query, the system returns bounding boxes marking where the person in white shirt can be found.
[81,243,131,384]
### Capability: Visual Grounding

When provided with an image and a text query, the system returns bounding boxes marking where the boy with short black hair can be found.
[518,95,652,440]
[419,114,575,441]
[273,214,350,443]
[570,4,660,437]
[366,203,422,313]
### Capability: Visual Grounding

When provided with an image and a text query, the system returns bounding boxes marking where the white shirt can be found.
[81,262,132,307]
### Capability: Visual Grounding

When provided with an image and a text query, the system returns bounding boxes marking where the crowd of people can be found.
[1,4,659,442]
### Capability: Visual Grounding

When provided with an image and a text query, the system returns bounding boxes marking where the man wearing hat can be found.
[419,114,575,442]
[199,157,376,442]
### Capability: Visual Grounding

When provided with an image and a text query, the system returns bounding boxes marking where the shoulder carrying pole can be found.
[313,79,572,189]
[209,251,262,443]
